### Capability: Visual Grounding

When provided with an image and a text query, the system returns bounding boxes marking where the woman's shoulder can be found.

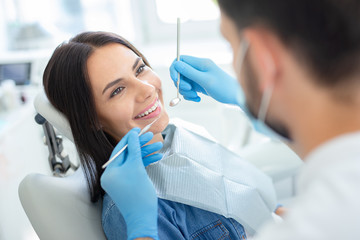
[101,194,127,240]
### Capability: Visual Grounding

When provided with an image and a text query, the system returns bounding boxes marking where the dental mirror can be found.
[169,17,181,107]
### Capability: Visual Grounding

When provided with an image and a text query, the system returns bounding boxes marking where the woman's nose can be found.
[134,79,155,102]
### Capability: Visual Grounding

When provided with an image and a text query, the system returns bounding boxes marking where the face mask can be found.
[235,40,291,142]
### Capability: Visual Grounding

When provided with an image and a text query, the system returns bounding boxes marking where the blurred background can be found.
[0,0,302,239]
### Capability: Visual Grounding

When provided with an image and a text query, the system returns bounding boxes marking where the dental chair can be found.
[18,91,106,240]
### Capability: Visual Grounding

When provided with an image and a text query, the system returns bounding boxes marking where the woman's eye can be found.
[136,64,146,76]
[110,86,124,98]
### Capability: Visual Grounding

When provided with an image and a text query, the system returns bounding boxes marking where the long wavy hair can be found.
[43,31,151,202]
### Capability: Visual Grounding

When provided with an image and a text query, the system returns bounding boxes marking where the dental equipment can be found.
[35,113,78,176]
[102,117,160,169]
[169,18,181,107]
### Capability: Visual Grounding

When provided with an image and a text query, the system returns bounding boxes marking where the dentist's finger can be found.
[178,80,192,91]
[180,55,214,72]
[123,130,142,167]
[183,95,201,102]
[169,58,180,81]
[173,61,207,86]
[139,132,154,146]
[179,89,200,99]
[170,63,193,91]
[143,153,163,166]
[141,142,163,158]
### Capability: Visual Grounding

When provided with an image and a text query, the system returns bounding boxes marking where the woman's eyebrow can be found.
[102,57,142,95]
[102,78,123,95]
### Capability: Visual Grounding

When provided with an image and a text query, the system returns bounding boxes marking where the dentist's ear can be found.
[243,28,280,91]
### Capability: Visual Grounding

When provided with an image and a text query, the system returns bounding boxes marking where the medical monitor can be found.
[0,62,31,85]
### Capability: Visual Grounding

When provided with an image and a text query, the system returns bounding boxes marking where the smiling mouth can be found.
[135,100,160,119]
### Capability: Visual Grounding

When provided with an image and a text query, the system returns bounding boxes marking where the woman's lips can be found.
[135,99,161,119]
[135,98,157,117]
[138,103,161,120]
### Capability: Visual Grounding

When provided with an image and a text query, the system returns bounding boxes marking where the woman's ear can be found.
[244,28,280,92]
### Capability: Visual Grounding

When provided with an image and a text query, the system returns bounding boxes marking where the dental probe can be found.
[102,117,160,169]
[169,17,181,107]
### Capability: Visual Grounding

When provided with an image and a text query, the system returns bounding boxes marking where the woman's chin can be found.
[155,113,169,133]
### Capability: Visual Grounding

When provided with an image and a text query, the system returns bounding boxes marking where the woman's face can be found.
[87,43,169,141]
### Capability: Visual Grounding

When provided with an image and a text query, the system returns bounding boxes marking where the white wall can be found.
[0,0,6,52]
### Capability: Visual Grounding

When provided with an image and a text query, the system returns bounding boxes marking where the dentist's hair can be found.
[43,31,151,202]
[218,0,360,87]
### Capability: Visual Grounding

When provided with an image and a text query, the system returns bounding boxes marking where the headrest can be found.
[34,90,74,142]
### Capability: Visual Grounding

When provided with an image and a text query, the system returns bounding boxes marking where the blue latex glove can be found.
[169,55,244,105]
[139,131,163,166]
[101,128,161,240]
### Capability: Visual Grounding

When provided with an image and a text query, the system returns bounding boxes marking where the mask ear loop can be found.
[234,39,250,106]
[238,38,273,124]
[258,82,274,123]
[236,39,250,76]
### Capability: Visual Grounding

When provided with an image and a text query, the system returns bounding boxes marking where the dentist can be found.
[101,0,360,239]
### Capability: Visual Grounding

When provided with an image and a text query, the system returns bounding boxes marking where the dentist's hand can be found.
[101,128,161,240]
[169,55,244,105]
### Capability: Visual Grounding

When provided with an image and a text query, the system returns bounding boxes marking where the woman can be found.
[43,31,275,239]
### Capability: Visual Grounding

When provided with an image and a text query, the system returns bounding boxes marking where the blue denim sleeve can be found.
[158,199,247,240]
[102,194,247,240]
[102,193,127,240]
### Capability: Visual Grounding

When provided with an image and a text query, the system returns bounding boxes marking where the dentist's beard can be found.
[243,58,292,140]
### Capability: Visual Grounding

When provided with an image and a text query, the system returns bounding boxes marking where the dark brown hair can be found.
[218,0,360,86]
[43,31,151,202]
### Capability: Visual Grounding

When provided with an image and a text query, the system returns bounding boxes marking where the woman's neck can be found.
[149,132,164,145]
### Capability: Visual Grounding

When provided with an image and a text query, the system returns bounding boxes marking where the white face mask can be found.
[235,40,290,142]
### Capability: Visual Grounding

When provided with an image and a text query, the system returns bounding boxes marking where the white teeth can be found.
[136,101,159,119]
